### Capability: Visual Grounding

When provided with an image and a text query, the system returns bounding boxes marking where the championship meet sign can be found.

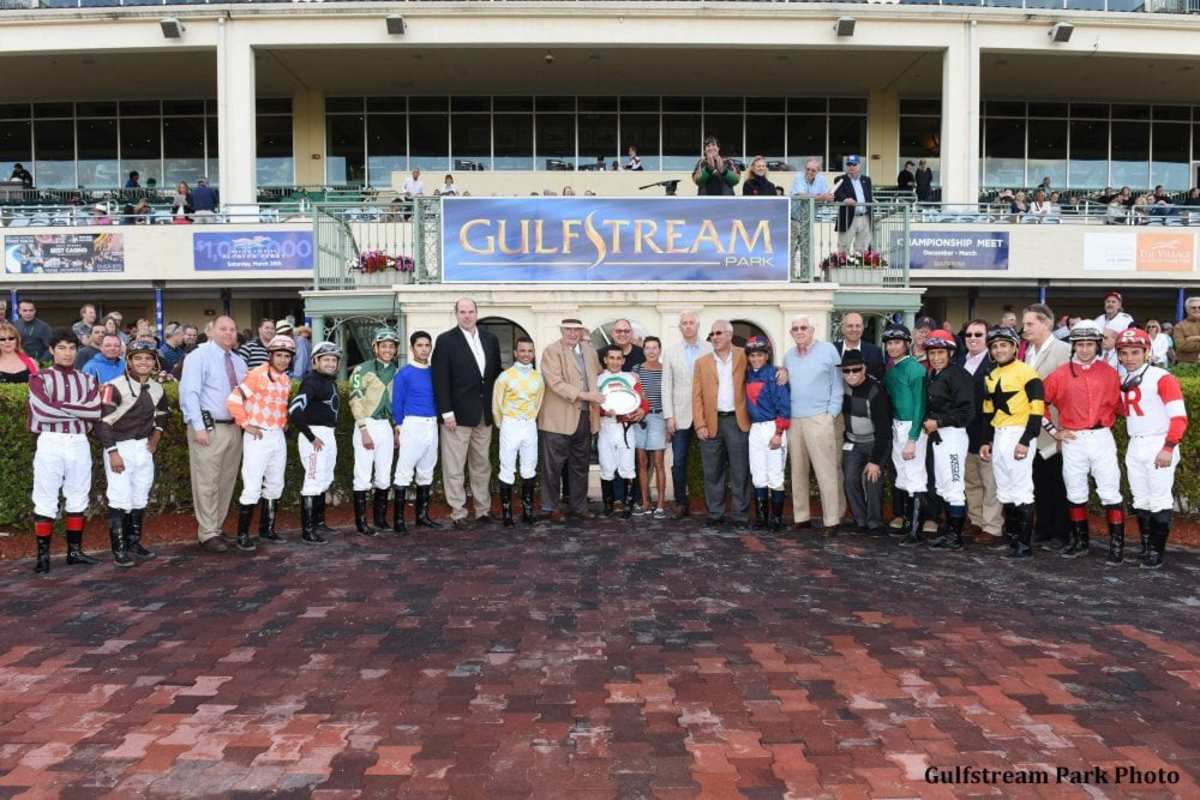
[441,197,790,282]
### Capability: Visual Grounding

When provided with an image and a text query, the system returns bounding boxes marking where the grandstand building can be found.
[2,0,1200,352]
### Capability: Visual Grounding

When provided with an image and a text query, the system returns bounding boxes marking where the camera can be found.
[544,52,554,65]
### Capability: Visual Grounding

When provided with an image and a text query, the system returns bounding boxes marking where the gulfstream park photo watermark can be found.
[925,765,1181,786]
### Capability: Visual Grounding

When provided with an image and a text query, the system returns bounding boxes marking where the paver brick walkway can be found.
[1,517,1198,798]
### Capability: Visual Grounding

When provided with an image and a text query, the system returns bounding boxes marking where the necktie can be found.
[224,350,239,392]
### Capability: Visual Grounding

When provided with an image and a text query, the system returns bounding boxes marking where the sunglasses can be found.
[841,366,865,374]
[0,337,15,342]
[964,332,986,338]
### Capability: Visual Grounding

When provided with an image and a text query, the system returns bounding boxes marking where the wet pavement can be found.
[1,515,1198,799]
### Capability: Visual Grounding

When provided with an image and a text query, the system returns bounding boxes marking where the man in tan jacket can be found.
[1173,296,1200,364]
[692,319,751,526]
[538,319,603,519]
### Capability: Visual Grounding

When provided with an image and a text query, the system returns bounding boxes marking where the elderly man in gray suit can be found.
[1022,302,1071,551]
[661,311,713,518]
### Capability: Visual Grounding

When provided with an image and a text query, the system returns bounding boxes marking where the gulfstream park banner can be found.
[441,197,790,282]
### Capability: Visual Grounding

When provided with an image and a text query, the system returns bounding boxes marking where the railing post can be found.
[413,199,426,283]
[312,207,322,291]
[902,205,911,288]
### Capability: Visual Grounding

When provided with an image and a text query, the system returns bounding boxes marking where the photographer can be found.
[692,136,739,196]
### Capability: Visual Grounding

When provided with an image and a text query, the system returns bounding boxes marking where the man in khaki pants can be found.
[782,315,844,531]
[179,315,247,552]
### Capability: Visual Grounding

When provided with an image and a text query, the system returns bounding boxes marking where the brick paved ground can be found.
[1,516,1199,799]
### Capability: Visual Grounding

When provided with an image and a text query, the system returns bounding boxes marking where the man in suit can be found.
[915,159,934,203]
[832,155,873,253]
[432,298,503,527]
[1022,303,1071,550]
[661,310,713,518]
[692,319,751,526]
[834,312,884,380]
[538,319,603,520]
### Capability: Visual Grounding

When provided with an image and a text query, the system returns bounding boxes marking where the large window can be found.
[256,98,293,186]
[899,99,941,183]
[325,95,867,177]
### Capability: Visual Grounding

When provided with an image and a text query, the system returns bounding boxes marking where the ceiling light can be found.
[160,17,183,39]
[386,15,406,35]
[835,17,856,37]
[1049,22,1073,43]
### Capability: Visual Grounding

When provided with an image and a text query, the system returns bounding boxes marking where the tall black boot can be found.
[1061,519,1088,559]
[770,490,786,532]
[416,485,442,528]
[235,503,257,551]
[521,480,536,524]
[259,498,284,542]
[392,486,408,533]
[1103,504,1124,565]
[622,479,634,519]
[354,490,376,535]
[899,493,924,547]
[1133,510,1152,565]
[65,515,100,565]
[1142,510,1171,570]
[109,509,134,568]
[1005,503,1034,559]
[313,495,336,535]
[753,489,769,530]
[34,534,51,575]
[301,495,326,544]
[128,509,155,560]
[373,488,389,530]
[929,512,965,550]
[500,483,515,527]
[601,480,614,517]
[992,504,1017,552]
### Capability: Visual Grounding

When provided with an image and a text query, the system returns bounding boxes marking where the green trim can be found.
[833,288,923,313]
[303,292,397,317]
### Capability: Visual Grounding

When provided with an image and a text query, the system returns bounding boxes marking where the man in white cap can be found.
[1094,291,1133,335]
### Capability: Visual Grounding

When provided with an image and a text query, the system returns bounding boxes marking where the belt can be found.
[211,419,234,425]
[717,411,736,417]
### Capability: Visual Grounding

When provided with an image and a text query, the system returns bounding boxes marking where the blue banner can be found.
[441,197,790,282]
[903,230,1009,270]
[193,231,314,271]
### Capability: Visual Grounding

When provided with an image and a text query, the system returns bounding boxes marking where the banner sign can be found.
[3,233,124,274]
[193,231,314,271]
[903,230,1009,270]
[441,197,790,282]
[1084,232,1197,273]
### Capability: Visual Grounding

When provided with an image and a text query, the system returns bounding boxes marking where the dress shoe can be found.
[200,537,229,553]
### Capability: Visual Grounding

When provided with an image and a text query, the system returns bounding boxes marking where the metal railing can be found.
[908,200,1200,225]
[0,200,314,227]
[312,200,441,291]
[794,199,911,286]
[1,0,1197,11]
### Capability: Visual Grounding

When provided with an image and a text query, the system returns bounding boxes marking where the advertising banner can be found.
[903,230,1009,270]
[1084,231,1197,272]
[3,232,124,274]
[441,197,790,282]
[193,231,314,271]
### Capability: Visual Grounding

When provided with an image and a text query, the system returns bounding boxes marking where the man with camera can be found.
[691,136,740,196]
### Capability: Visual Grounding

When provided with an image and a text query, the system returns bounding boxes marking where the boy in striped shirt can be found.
[492,336,545,526]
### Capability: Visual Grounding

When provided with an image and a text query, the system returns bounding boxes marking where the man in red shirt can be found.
[1043,321,1124,562]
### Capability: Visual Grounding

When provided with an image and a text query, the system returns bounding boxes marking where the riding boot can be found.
[300,495,326,544]
[109,509,134,568]
[1103,503,1124,565]
[34,533,51,575]
[1142,510,1171,569]
[1060,520,1086,559]
[373,488,389,530]
[929,511,965,550]
[65,514,99,565]
[259,498,284,542]
[992,504,1017,552]
[313,495,337,535]
[752,488,768,530]
[521,480,536,524]
[601,480,614,517]
[416,485,442,528]
[1004,503,1034,558]
[236,504,257,552]
[500,483,515,527]
[622,479,634,519]
[128,508,154,559]
[769,490,786,532]
[1133,510,1152,565]
[392,486,408,534]
[354,490,376,535]
[899,493,924,547]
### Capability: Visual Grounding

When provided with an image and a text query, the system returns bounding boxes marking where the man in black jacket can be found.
[833,312,885,380]
[915,160,934,202]
[840,350,891,536]
[432,298,503,527]
[832,155,873,253]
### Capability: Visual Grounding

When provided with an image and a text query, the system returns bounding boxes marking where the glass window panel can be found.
[0,121,32,172]
[578,97,617,112]
[367,114,407,186]
[206,116,218,186]
[326,97,364,113]
[452,96,489,112]
[120,116,162,185]
[493,96,532,112]
[704,97,741,113]
[662,97,700,112]
[163,100,204,116]
[900,116,941,159]
[409,114,449,171]
[621,97,658,113]
[77,118,118,187]
[984,101,1024,117]
[256,115,294,185]
[900,99,940,116]
[120,100,159,117]
[1112,105,1150,120]
[578,113,618,169]
[0,104,30,120]
[1071,103,1107,119]
[366,97,406,112]
[1154,105,1190,122]
[257,98,292,114]
[1066,0,1106,10]
[536,114,574,169]
[34,119,74,188]
[163,117,205,186]
[787,115,825,170]
[746,98,784,113]
[1028,102,1067,118]
[828,115,866,171]
[450,113,491,170]
[326,114,365,185]
[983,117,1025,187]
[788,98,825,114]
[34,103,73,118]
[410,96,448,113]
[1068,119,1107,189]
[76,101,116,117]
[1151,122,1190,190]
[493,114,532,170]
[536,96,573,112]
[1110,121,1149,188]
[662,114,701,170]
[1196,124,1200,161]
[829,98,867,114]
[746,115,784,160]
[1028,120,1067,189]
[703,115,742,160]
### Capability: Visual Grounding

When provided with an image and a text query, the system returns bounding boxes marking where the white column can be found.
[940,21,980,207]
[217,17,257,206]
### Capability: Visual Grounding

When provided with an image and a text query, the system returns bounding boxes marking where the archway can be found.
[731,319,771,350]
[479,316,532,368]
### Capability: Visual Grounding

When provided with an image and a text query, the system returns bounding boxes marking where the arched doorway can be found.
[731,319,770,350]
[479,316,532,368]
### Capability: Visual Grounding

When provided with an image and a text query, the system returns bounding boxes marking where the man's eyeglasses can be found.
[710,330,728,336]
[791,325,810,332]
[612,328,632,335]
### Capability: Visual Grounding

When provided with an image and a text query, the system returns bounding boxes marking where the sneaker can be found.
[653,507,667,520]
